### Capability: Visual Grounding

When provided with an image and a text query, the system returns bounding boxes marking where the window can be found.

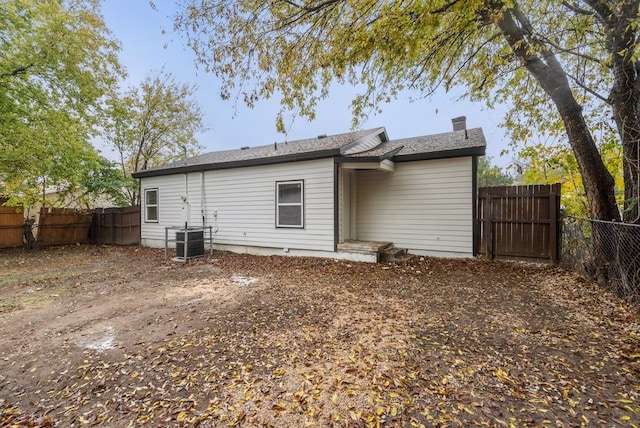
[276,180,304,228]
[144,189,158,222]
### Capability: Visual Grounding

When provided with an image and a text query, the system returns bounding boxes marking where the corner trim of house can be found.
[333,159,339,253]
[472,155,479,257]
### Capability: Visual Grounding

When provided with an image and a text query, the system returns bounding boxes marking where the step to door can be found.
[337,240,393,263]
[380,246,416,263]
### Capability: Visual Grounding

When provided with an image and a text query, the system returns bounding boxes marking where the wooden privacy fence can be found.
[0,206,24,248]
[89,206,140,245]
[38,207,93,246]
[477,184,562,263]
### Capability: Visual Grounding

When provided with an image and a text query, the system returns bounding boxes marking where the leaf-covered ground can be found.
[0,245,639,427]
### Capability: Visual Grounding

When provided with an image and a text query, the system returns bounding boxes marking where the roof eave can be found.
[335,156,381,163]
[339,127,388,155]
[392,145,486,162]
[132,148,342,178]
[334,145,404,164]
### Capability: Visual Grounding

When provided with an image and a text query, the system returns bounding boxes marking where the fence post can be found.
[549,184,559,263]
[482,190,494,259]
[110,210,115,245]
[93,209,100,244]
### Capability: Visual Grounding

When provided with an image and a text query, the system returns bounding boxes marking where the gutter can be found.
[132,143,486,179]
[132,148,342,179]
[393,146,486,162]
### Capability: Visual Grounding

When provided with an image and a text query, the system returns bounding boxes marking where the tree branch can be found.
[581,0,614,26]
[281,0,341,15]
[565,71,609,102]
[537,33,604,66]
[561,1,601,22]
[493,5,549,76]
[0,64,34,80]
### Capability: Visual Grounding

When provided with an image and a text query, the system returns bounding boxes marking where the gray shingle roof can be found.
[346,128,486,159]
[132,126,486,178]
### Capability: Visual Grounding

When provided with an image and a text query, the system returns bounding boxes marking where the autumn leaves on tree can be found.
[175,0,640,223]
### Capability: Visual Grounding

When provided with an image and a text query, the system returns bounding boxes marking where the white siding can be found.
[140,158,335,252]
[338,169,347,242]
[355,157,474,257]
[140,175,186,240]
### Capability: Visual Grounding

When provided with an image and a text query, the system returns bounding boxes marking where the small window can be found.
[144,189,158,222]
[276,180,304,228]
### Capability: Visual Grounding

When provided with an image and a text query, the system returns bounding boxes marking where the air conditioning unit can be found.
[175,229,204,259]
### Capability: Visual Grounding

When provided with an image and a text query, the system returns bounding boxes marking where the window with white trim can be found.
[144,188,158,222]
[276,180,304,228]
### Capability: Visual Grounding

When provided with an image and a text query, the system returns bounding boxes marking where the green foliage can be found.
[39,156,133,209]
[103,72,206,204]
[515,139,624,217]
[477,156,513,188]
[173,0,616,133]
[0,0,122,207]
[76,156,135,208]
[175,0,492,130]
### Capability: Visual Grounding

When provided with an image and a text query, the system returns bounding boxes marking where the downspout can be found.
[184,146,189,228]
[201,171,206,227]
[333,159,339,253]
[184,172,189,230]
[472,155,479,256]
[137,177,141,243]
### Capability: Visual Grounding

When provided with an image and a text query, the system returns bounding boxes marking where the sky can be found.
[98,1,512,167]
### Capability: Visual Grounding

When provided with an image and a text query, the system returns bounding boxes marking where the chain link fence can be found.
[563,217,640,302]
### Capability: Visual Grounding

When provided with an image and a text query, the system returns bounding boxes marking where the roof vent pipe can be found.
[451,116,467,132]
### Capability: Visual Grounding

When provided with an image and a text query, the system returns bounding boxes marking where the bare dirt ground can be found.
[0,245,639,427]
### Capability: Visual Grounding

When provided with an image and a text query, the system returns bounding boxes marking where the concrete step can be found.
[337,240,393,253]
[337,241,394,263]
[380,246,416,263]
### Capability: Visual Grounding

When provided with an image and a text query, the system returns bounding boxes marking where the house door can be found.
[342,170,357,241]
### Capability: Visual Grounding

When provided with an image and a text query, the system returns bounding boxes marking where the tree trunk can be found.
[604,2,640,299]
[493,4,623,291]
[555,102,620,222]
[606,3,640,224]
[611,98,640,299]
[625,146,640,221]
[494,6,621,222]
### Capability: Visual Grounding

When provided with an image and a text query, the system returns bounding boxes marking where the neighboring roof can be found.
[132,126,486,178]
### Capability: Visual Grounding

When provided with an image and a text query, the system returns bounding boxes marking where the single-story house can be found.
[132,117,486,262]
